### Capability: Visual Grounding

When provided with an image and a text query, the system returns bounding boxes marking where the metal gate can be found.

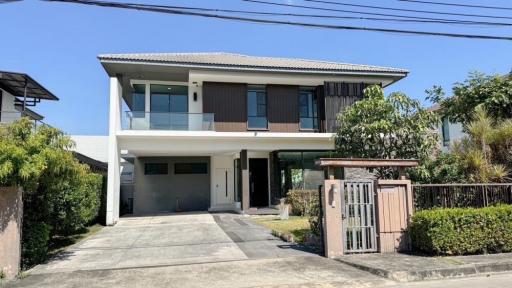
[342,180,377,253]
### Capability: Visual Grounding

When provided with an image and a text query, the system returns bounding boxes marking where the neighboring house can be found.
[428,104,465,151]
[71,135,110,174]
[71,135,110,163]
[99,52,408,225]
[0,71,58,124]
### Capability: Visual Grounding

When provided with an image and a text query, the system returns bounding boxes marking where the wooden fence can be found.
[413,183,512,210]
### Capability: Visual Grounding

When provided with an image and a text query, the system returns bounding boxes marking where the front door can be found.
[215,168,233,205]
[249,158,269,207]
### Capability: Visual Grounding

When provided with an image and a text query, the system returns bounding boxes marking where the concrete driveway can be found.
[9,213,391,288]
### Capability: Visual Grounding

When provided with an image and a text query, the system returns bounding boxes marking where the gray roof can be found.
[98,52,408,75]
[0,71,59,100]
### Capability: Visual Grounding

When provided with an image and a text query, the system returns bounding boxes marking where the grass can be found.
[47,224,103,258]
[252,216,311,244]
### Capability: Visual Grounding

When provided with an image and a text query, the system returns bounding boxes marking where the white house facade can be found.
[100,52,408,225]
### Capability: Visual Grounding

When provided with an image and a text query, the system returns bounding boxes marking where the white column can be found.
[106,76,122,225]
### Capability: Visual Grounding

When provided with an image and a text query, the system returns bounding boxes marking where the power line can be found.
[305,0,512,19]
[244,0,512,22]
[128,2,512,27]
[43,0,512,41]
[398,0,512,11]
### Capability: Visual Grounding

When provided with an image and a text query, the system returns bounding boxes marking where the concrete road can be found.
[389,272,512,288]
[7,213,391,288]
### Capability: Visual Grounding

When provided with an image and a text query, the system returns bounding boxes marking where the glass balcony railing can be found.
[123,111,215,131]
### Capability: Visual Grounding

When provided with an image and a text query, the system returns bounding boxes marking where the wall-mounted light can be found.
[193,92,198,101]
[330,184,338,208]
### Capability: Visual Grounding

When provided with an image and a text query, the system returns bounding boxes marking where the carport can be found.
[131,156,211,214]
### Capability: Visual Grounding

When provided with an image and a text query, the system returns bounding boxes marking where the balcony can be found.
[123,112,215,131]
[0,111,48,129]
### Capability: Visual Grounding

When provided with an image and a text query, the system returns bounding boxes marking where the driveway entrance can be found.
[30,213,249,273]
[13,213,389,288]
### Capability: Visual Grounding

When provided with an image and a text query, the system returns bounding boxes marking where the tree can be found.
[452,106,510,182]
[335,85,439,161]
[409,153,467,184]
[412,106,511,184]
[427,71,512,126]
[0,118,103,268]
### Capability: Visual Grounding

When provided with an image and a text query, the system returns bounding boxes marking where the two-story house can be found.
[0,71,58,124]
[99,52,407,225]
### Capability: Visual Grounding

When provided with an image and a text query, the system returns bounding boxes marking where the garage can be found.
[133,156,210,214]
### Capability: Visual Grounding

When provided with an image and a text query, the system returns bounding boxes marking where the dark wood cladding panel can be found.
[203,82,247,132]
[324,82,368,132]
[316,85,326,132]
[267,85,300,132]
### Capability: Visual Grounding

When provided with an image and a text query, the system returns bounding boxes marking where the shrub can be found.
[21,222,51,269]
[286,190,322,237]
[0,119,103,267]
[410,153,467,184]
[410,205,512,255]
[287,190,318,216]
[308,196,321,237]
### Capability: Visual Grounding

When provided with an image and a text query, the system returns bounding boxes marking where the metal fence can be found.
[413,183,512,210]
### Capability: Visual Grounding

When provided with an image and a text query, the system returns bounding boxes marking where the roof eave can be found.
[0,70,59,101]
[98,57,409,79]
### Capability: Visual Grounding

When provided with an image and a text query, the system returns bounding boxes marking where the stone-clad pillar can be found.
[322,176,344,258]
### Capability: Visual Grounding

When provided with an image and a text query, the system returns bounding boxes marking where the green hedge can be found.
[287,190,318,216]
[286,190,322,237]
[410,205,512,255]
[21,222,51,269]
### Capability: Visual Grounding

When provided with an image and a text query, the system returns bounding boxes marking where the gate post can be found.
[322,176,344,258]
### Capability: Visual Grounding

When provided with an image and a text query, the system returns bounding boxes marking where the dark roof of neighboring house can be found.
[14,105,44,121]
[98,52,408,76]
[73,152,108,174]
[0,71,59,100]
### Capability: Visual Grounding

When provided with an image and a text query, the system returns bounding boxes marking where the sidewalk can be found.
[335,252,512,282]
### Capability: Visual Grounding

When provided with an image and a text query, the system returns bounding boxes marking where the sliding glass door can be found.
[150,84,188,130]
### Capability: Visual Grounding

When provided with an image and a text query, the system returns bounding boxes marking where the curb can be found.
[334,258,512,282]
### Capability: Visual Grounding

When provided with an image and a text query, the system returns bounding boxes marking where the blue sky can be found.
[1,0,511,135]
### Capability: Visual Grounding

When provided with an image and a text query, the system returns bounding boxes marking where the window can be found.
[150,84,188,129]
[132,84,146,118]
[277,151,339,198]
[174,163,208,174]
[247,85,267,129]
[144,163,168,175]
[442,117,450,146]
[299,87,318,130]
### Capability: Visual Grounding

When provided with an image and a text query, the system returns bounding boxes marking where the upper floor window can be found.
[247,85,267,129]
[132,84,146,118]
[299,87,318,130]
[150,85,188,130]
[442,117,450,146]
